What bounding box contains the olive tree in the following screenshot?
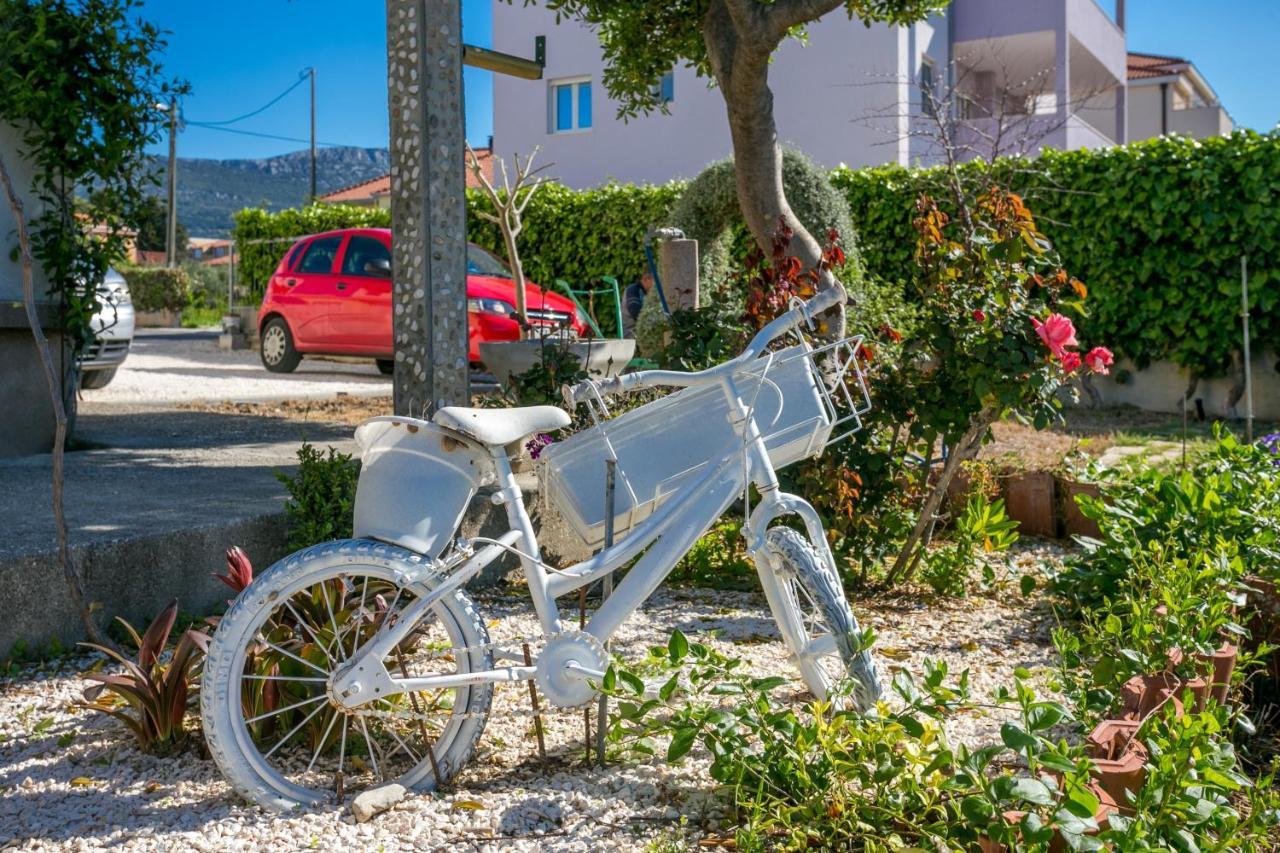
[512,0,947,325]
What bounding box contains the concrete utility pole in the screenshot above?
[385,0,470,415]
[165,98,179,268]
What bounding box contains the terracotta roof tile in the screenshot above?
[1127,51,1189,81]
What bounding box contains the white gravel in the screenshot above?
[81,329,391,405]
[0,544,1065,851]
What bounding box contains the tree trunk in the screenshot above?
[886,407,997,586]
[702,0,844,333]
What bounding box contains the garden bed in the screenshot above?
[0,545,1063,850]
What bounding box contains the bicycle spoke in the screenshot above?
[307,707,342,774]
[263,699,329,760]
[282,600,338,663]
[377,715,422,764]
[358,716,382,781]
[258,638,331,677]
[322,579,349,663]
[245,693,327,725]
[243,674,329,683]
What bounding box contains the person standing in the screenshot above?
[622,268,654,337]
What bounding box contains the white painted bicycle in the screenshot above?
[201,286,881,810]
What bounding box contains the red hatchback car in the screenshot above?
[258,227,586,373]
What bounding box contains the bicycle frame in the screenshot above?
[332,288,852,706]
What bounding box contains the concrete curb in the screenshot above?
[1,479,539,660]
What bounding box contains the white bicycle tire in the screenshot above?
[200,539,493,811]
[758,527,882,710]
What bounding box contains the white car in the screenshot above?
[79,267,134,389]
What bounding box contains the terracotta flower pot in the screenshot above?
[1086,719,1148,812]
[1003,472,1057,538]
[1059,479,1102,539]
[1118,671,1206,721]
[1193,642,1238,705]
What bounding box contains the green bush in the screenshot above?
[232,204,391,294]
[668,147,865,294]
[276,443,360,551]
[120,266,190,313]
[466,180,682,289]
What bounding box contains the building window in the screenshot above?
[920,59,937,117]
[550,78,592,133]
[651,70,675,105]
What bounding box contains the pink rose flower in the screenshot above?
[1059,351,1082,373]
[1085,346,1114,375]
[1032,313,1078,359]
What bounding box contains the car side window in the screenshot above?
[296,236,342,274]
[341,235,391,277]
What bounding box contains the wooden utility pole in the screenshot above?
[308,68,317,202]
[165,98,178,268]
[386,0,469,415]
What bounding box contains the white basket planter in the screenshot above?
[479,338,635,387]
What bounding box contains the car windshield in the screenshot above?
[467,245,511,278]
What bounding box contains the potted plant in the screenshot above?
[467,146,635,387]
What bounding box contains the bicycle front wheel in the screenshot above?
[201,540,493,811]
[758,527,882,711]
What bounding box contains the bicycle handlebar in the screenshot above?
[562,285,846,407]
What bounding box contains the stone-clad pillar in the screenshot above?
[386,0,469,416]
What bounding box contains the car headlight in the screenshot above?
[114,288,132,306]
[467,298,516,316]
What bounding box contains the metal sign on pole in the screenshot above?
[385,0,470,415]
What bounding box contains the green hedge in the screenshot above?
[232,183,680,298]
[232,204,391,293]
[232,132,1279,377]
[120,266,190,312]
[836,131,1280,376]
[465,181,683,288]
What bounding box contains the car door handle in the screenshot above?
[285,278,297,286]
[336,282,348,291]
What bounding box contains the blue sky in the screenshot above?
[142,0,1276,161]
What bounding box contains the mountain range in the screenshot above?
[153,146,391,237]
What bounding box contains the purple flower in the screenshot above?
[1259,432,1280,466]
[526,433,554,460]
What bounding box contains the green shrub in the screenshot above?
[467,180,682,290]
[232,204,390,295]
[1052,427,1280,613]
[276,443,360,551]
[120,266,190,313]
[920,494,1019,597]
[668,147,865,294]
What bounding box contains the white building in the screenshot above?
[490,0,1149,188]
[1126,52,1233,142]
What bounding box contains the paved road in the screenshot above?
[80,328,391,405]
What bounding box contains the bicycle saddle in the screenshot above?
[432,405,570,447]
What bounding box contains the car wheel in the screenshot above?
[260,318,301,373]
[80,367,118,390]
[376,359,395,376]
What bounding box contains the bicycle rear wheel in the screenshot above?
[757,527,881,710]
[201,540,493,810]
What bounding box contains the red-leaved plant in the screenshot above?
[80,600,209,752]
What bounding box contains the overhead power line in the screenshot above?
[184,121,350,149]
[187,75,308,126]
